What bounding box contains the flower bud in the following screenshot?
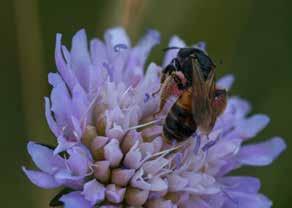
[93,160,110,183]
[125,187,149,206]
[111,168,135,186]
[104,139,123,167]
[82,125,97,147]
[105,184,126,204]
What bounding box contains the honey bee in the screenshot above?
[154,47,227,142]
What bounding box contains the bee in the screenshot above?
[154,47,227,142]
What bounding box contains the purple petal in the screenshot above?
[48,72,72,127]
[219,176,260,193]
[238,137,286,166]
[163,36,186,67]
[54,135,76,154]
[82,179,105,205]
[224,97,251,119]
[216,74,235,90]
[22,167,61,189]
[71,29,92,92]
[104,27,131,49]
[223,192,272,208]
[90,38,107,68]
[27,142,64,174]
[55,33,77,90]
[67,145,92,176]
[45,97,60,137]
[182,198,211,208]
[235,114,270,140]
[71,84,88,121]
[60,191,92,208]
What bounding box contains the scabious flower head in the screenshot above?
[23,27,286,208]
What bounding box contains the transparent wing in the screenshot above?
[191,59,216,133]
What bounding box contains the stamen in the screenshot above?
[121,85,133,97]
[127,119,162,131]
[80,94,98,123]
[149,139,190,159]
[73,131,79,139]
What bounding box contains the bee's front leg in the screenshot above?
[154,72,185,117]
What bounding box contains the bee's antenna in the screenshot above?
[163,46,181,52]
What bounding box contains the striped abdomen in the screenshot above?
[163,90,197,142]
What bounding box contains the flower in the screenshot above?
[22,27,286,208]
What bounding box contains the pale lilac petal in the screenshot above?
[167,174,188,191]
[219,176,260,193]
[22,167,61,189]
[54,169,85,181]
[67,145,92,175]
[45,97,60,137]
[82,179,105,205]
[224,97,251,119]
[48,72,72,126]
[163,36,186,67]
[182,198,211,208]
[234,115,270,139]
[223,192,272,208]
[27,142,64,174]
[54,135,76,154]
[71,84,88,121]
[60,191,92,208]
[208,138,241,162]
[149,177,168,192]
[55,33,77,90]
[238,137,286,166]
[90,38,107,67]
[70,29,92,92]
[104,27,131,49]
[216,74,235,90]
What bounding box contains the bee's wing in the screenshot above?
[191,59,216,133]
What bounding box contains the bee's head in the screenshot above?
[163,47,216,80]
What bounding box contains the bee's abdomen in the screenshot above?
[163,102,197,142]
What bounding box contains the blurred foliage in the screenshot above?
[1,0,291,207]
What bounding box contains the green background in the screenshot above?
[2,0,291,207]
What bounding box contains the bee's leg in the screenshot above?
[152,74,168,97]
[154,75,177,117]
